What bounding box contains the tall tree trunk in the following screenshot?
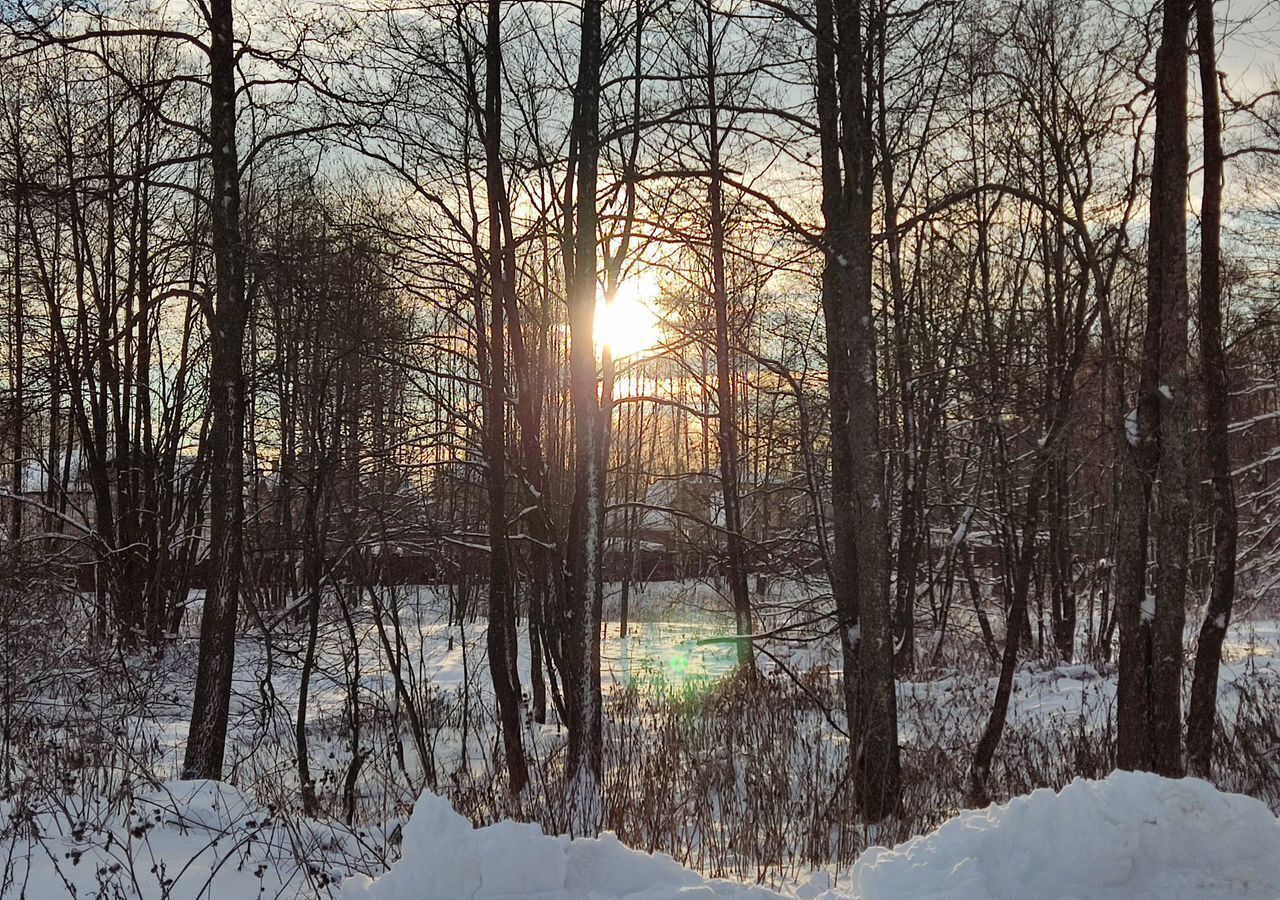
[1149,0,1193,778]
[1113,371,1157,766]
[1117,0,1191,776]
[564,0,605,831]
[482,0,530,800]
[1187,0,1235,778]
[9,150,23,558]
[705,0,753,672]
[874,29,920,675]
[816,0,900,821]
[183,0,249,781]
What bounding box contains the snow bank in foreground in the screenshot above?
[8,772,1276,899]
[344,791,783,900]
[851,771,1280,900]
[348,773,1280,900]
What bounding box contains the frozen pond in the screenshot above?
[600,620,743,690]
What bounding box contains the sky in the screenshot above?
[1219,0,1280,92]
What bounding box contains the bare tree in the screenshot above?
[182,0,250,781]
[480,0,530,799]
[1116,0,1191,777]
[815,0,900,820]
[1186,0,1235,778]
[563,0,607,829]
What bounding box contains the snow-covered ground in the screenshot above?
[5,581,1280,898]
[9,771,1275,899]
[343,789,783,899]
[345,771,1280,900]
[0,779,381,899]
[851,772,1280,900]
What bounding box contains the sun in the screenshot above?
[595,272,662,358]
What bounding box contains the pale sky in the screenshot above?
[1219,0,1280,92]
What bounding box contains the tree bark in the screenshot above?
[183,0,249,781]
[1150,0,1193,778]
[564,0,606,831]
[1116,0,1192,776]
[1187,0,1235,778]
[482,0,530,799]
[705,0,753,672]
[816,0,900,821]
[969,466,1044,805]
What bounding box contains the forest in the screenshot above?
[1,0,1280,897]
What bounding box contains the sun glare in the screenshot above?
[595,272,662,358]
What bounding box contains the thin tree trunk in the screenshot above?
[183,0,249,781]
[563,0,605,830]
[705,0,753,672]
[482,0,529,800]
[529,583,547,724]
[9,150,23,557]
[969,466,1044,805]
[1187,0,1235,778]
[1049,452,1074,661]
[295,467,324,817]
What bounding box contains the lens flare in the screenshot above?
[595,272,662,357]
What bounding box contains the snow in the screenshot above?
[18,458,84,493]
[10,771,1280,900]
[0,779,376,899]
[10,583,1280,900]
[344,791,782,900]
[850,772,1280,900]
[343,773,1280,900]
[950,507,974,546]
[1140,592,1155,623]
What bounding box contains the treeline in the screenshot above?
[1,0,1279,823]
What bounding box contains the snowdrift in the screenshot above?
[11,771,1272,898]
[352,773,1280,900]
[851,771,1280,900]
[345,792,782,899]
